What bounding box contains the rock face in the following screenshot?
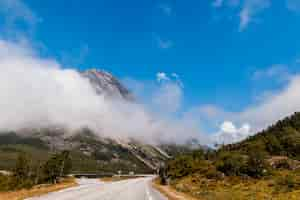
[81,69,134,101]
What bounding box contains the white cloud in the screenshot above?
[239,0,270,31]
[238,75,300,131]
[0,39,208,145]
[156,72,170,82]
[198,71,300,145]
[287,0,300,12]
[154,72,183,113]
[153,82,183,114]
[252,64,290,81]
[214,121,251,144]
[171,73,184,88]
[221,121,237,133]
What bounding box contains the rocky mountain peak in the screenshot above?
[81,69,134,101]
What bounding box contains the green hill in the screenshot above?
[161,113,300,199]
[223,112,300,160]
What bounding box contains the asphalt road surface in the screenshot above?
[26,177,168,200]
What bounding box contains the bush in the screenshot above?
[1,150,72,191]
[245,150,270,178]
[216,152,246,176]
[11,153,35,189]
[166,150,211,179]
[0,174,11,191]
[205,168,224,180]
[158,165,167,185]
[166,155,194,179]
[42,150,72,184]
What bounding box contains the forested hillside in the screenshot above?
[161,112,300,200]
[223,112,300,159]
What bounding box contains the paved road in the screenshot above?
[26,177,167,200]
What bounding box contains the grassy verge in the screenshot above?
[152,178,198,200]
[168,170,300,200]
[100,176,143,183]
[0,178,77,200]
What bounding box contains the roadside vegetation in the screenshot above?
[160,112,300,200]
[0,150,72,191]
[0,177,76,200]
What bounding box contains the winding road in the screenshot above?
[26,177,168,200]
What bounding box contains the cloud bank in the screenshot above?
[1,37,300,146]
[197,69,300,144]
[0,39,208,145]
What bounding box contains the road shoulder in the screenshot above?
[0,178,77,200]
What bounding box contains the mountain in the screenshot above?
[81,69,134,101]
[223,112,300,160]
[0,69,171,174]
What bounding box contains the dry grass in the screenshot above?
[0,178,77,200]
[152,178,198,200]
[100,176,142,183]
[169,170,300,200]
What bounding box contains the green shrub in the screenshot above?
[41,150,72,184]
[216,152,246,176]
[11,153,35,189]
[0,174,11,191]
[245,150,270,178]
[167,155,194,179]
[205,168,224,180]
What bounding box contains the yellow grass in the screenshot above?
[169,171,300,200]
[100,176,142,182]
[152,178,198,200]
[0,178,77,200]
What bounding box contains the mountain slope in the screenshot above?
[0,130,168,173]
[0,69,170,173]
[223,112,300,160]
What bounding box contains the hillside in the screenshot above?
[161,112,300,200]
[223,112,300,160]
[0,130,168,174]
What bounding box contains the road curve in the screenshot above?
[25,177,167,200]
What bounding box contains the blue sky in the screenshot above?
[1,0,300,143]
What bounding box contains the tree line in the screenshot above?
[0,150,72,191]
